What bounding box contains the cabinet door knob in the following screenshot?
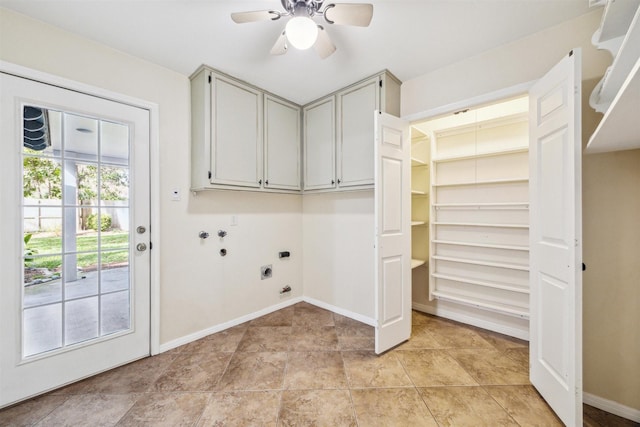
[259,179,262,185]
[331,180,335,185]
[265,180,269,186]
[337,179,341,184]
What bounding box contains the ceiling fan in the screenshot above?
[231,0,374,59]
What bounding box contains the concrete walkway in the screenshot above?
[23,267,130,357]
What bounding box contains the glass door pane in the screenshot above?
[22,106,131,357]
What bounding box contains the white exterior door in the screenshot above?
[374,111,411,354]
[0,73,151,408]
[529,49,583,426]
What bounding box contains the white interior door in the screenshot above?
[374,111,411,354]
[529,49,583,426]
[0,72,151,408]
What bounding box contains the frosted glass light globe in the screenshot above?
[285,17,318,50]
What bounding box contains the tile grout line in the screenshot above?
[393,345,441,425]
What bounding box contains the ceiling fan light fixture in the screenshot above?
[285,16,318,50]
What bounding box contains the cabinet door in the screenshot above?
[337,77,379,188]
[211,74,263,188]
[303,97,336,190]
[264,96,301,191]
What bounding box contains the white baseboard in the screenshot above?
[158,296,303,353]
[412,302,529,341]
[584,392,640,423]
[303,296,376,327]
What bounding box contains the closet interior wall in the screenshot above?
[411,96,531,338]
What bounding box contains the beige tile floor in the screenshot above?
[0,302,637,426]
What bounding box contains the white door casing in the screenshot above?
[0,72,151,408]
[529,49,583,426]
[374,111,411,354]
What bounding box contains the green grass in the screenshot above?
[25,231,129,270]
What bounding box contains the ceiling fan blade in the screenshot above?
[270,31,288,55]
[323,3,373,27]
[231,10,280,24]
[315,26,336,59]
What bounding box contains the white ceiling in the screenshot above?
[1,0,593,105]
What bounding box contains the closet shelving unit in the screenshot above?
[411,130,430,270]
[428,111,530,318]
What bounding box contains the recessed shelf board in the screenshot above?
[433,147,528,164]
[432,290,529,318]
[411,221,426,226]
[432,239,529,251]
[433,178,528,187]
[411,259,427,269]
[432,255,529,271]
[434,202,529,209]
[432,273,529,294]
[433,222,529,229]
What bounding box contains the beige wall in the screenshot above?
[581,78,640,410]
[0,8,303,347]
[402,9,640,410]
[402,10,608,118]
[302,191,375,320]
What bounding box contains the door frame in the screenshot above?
[403,60,584,424]
[0,60,162,356]
[405,81,536,342]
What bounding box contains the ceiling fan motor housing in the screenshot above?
[282,0,325,18]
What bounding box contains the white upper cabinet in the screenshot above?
[191,66,400,193]
[264,95,301,190]
[211,73,263,188]
[336,77,379,188]
[303,71,401,192]
[303,97,336,190]
[191,66,299,193]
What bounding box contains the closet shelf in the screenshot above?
[432,222,529,229]
[432,239,529,252]
[432,290,529,318]
[433,178,528,187]
[411,189,428,195]
[433,147,528,163]
[434,202,529,209]
[411,221,427,226]
[432,255,529,271]
[432,272,529,294]
[411,259,427,269]
[411,158,428,167]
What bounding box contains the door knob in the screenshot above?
[136,243,147,252]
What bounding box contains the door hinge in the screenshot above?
[569,49,574,57]
[379,80,383,88]
[208,75,212,83]
[208,171,212,179]
[150,242,153,250]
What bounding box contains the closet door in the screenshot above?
[529,49,583,427]
[374,112,411,354]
